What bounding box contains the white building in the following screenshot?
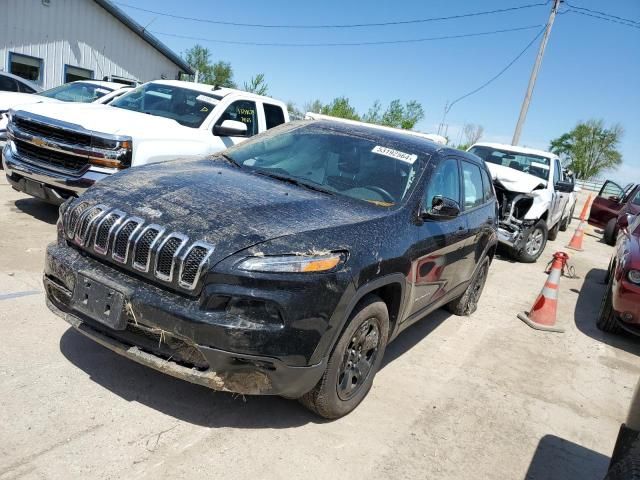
[0,0,193,90]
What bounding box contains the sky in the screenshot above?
[117,0,640,183]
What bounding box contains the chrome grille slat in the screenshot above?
[154,233,189,282]
[63,202,213,291]
[93,210,125,255]
[112,217,144,264]
[132,225,165,273]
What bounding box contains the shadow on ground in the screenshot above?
[10,198,59,224]
[59,308,449,426]
[525,434,609,480]
[573,268,640,356]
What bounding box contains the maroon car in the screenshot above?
[588,181,640,245]
[598,213,640,336]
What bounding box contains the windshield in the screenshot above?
[225,124,425,206]
[38,82,113,103]
[110,83,220,128]
[469,146,551,181]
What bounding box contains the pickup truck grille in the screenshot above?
[63,201,214,293]
[7,112,132,173]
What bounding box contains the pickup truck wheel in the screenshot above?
[604,444,640,480]
[446,257,490,316]
[298,295,389,419]
[597,274,622,334]
[559,205,574,232]
[604,218,618,246]
[515,220,548,263]
[548,220,560,241]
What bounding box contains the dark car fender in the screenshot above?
[308,273,409,365]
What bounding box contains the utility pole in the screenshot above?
[512,0,562,145]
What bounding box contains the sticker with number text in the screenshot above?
[371,145,418,164]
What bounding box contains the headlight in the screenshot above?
[628,270,640,284]
[237,253,344,273]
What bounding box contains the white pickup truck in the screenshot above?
[468,142,575,262]
[2,80,289,205]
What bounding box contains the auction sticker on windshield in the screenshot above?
[531,161,550,170]
[372,145,418,164]
[196,95,219,106]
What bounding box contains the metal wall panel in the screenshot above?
[0,0,184,89]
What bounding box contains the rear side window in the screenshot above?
[18,81,37,93]
[264,103,285,129]
[632,189,640,207]
[423,158,460,208]
[461,161,484,209]
[480,167,494,201]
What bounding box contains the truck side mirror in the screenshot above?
[421,195,461,220]
[214,120,248,137]
[555,180,574,193]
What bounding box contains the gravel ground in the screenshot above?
[0,177,638,480]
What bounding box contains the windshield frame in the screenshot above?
[223,122,431,209]
[37,82,114,102]
[469,145,552,181]
[110,83,222,128]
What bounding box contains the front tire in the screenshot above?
[604,217,618,246]
[597,273,622,334]
[299,295,389,419]
[515,220,548,263]
[447,257,491,316]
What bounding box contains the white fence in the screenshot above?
[575,178,605,192]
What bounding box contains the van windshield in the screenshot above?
[469,146,551,181]
[110,83,221,128]
[225,124,424,207]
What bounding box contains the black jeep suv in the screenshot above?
[44,119,498,418]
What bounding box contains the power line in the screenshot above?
[567,9,640,30]
[564,1,640,26]
[152,24,543,47]
[115,1,549,29]
[445,25,547,115]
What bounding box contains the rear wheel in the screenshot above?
[299,295,389,419]
[605,444,640,480]
[447,257,490,316]
[515,220,548,263]
[597,273,622,334]
[559,205,574,232]
[604,218,618,246]
[548,220,560,241]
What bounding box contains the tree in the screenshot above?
[549,120,623,179]
[304,100,323,114]
[378,99,424,129]
[320,97,361,121]
[287,101,304,120]
[183,45,236,87]
[211,61,235,88]
[244,73,268,95]
[362,100,382,124]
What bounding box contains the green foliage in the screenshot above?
[287,101,304,120]
[549,120,623,179]
[244,73,269,95]
[320,97,361,121]
[309,97,424,130]
[183,44,236,88]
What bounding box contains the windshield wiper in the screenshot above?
[219,153,241,168]
[253,170,334,196]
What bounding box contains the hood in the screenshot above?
[79,158,386,264]
[0,92,59,111]
[486,162,546,193]
[13,102,195,138]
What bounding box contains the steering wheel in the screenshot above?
[362,186,395,203]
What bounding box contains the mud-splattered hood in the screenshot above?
[486,162,547,193]
[80,157,388,263]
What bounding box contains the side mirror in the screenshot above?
[421,195,461,220]
[555,180,574,193]
[617,213,633,232]
[214,119,248,137]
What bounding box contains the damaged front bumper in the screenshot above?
[44,243,328,398]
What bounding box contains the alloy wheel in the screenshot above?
[336,318,381,401]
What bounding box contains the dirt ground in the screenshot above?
[0,176,638,480]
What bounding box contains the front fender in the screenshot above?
[524,190,552,221]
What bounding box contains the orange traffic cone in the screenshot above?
[517,252,568,333]
[579,193,593,221]
[566,221,585,251]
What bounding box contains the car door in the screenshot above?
[589,180,626,227]
[553,159,569,225]
[405,156,470,318]
[212,99,259,148]
[457,159,496,282]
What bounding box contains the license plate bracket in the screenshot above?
[23,178,48,200]
[72,274,127,330]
